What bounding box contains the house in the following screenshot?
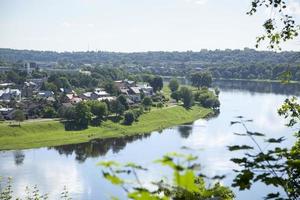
[94,88,109,97]
[128,87,141,102]
[37,91,54,99]
[138,84,154,97]
[0,88,22,102]
[114,79,136,90]
[80,88,111,100]
[80,92,98,100]
[70,97,82,104]
[98,96,116,102]
[60,88,76,95]
[22,81,38,97]
[0,108,16,120]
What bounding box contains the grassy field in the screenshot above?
[0,105,212,150]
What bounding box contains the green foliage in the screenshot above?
[168,79,179,92]
[190,72,212,89]
[110,100,125,116]
[0,177,71,200]
[74,102,92,129]
[142,97,152,111]
[149,76,163,92]
[170,91,181,103]
[105,82,120,96]
[157,102,164,109]
[13,109,25,126]
[194,89,220,109]
[99,153,234,200]
[117,95,129,110]
[179,87,194,108]
[248,0,299,49]
[87,100,108,120]
[124,111,135,125]
[42,106,57,118]
[229,107,300,199]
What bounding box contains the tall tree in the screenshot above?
[150,76,163,92]
[13,110,25,126]
[168,79,179,92]
[190,72,212,89]
[180,87,194,108]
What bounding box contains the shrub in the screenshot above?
[124,111,135,125]
[157,102,164,108]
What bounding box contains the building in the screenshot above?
[37,91,54,99]
[128,87,141,102]
[0,88,22,102]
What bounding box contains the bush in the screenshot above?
[194,89,220,109]
[157,102,164,108]
[42,106,57,118]
[124,111,135,125]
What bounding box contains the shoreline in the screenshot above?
[214,78,300,84]
[0,105,212,150]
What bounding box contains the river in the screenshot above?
[0,80,299,199]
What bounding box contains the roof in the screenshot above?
[129,87,141,94]
[0,88,21,97]
[98,96,116,101]
[94,91,109,96]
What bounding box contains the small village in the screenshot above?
[0,74,156,120]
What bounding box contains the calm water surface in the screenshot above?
[0,80,299,199]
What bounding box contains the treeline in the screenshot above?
[1,48,299,81]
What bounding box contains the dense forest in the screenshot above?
[0,48,300,81]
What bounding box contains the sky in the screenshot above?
[0,0,300,52]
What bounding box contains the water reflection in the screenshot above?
[13,151,25,166]
[0,80,299,200]
[50,133,151,162]
[177,125,193,138]
[213,80,300,96]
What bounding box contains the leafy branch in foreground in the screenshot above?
[99,152,234,200]
[0,177,72,200]
[248,0,300,49]
[228,100,300,200]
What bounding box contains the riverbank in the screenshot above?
[0,105,212,150]
[214,78,300,84]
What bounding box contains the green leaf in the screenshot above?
[174,170,199,193]
[228,145,254,151]
[247,131,265,137]
[102,172,124,185]
[265,137,285,143]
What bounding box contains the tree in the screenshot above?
[142,97,152,111]
[110,100,125,117]
[124,111,135,125]
[168,79,179,92]
[180,87,194,108]
[75,102,92,129]
[171,91,181,103]
[117,95,129,110]
[0,113,4,121]
[248,0,299,49]
[63,106,76,120]
[190,72,212,89]
[42,106,57,118]
[149,76,163,92]
[88,101,108,120]
[13,110,25,126]
[104,82,119,96]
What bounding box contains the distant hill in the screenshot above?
[0,48,299,80]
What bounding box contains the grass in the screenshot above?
[0,105,212,150]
